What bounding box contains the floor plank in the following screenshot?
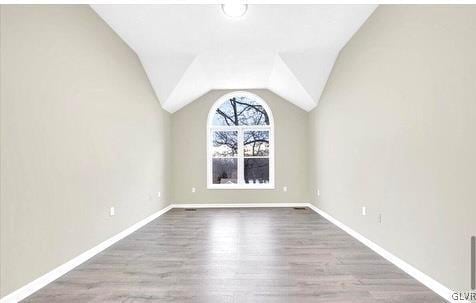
[23,207,444,302]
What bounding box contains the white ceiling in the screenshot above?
[92,4,377,113]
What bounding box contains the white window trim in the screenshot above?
[207,91,275,190]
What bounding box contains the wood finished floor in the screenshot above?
[23,208,445,303]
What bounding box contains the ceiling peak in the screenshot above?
[92,4,376,113]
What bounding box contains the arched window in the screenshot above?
[207,91,274,189]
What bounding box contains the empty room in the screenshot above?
[0,2,475,303]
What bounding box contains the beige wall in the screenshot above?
[172,89,310,204]
[0,5,171,297]
[309,5,476,291]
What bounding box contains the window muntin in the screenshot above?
[207,92,274,189]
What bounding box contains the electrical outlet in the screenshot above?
[362,206,366,216]
[110,207,115,216]
[317,189,320,197]
[283,186,288,192]
[157,192,161,198]
[192,187,196,193]
[378,213,382,223]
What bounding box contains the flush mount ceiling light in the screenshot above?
[221,3,248,18]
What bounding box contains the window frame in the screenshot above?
[207,91,275,190]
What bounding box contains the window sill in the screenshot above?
[207,184,275,190]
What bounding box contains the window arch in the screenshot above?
[207,91,275,189]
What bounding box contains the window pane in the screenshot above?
[244,158,269,184]
[244,131,269,157]
[212,96,270,126]
[213,158,238,184]
[212,131,237,157]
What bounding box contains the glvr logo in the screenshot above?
[451,237,476,301]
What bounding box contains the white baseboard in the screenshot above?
[170,202,308,208]
[0,204,173,303]
[1,202,460,303]
[306,203,461,303]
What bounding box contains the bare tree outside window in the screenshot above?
[208,92,274,188]
[212,96,270,126]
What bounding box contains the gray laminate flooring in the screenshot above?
[23,207,445,303]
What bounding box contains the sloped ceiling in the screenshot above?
[92,4,377,113]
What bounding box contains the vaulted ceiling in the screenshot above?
[92,5,377,113]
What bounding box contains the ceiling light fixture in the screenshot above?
[221,3,248,19]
